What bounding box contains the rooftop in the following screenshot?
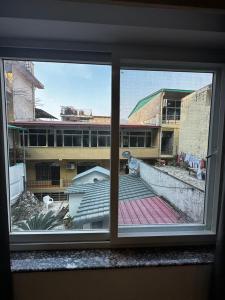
[66,174,189,226]
[73,166,110,181]
[10,120,160,129]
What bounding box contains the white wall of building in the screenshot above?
[73,171,109,185]
[9,163,25,205]
[12,64,35,121]
[139,161,204,222]
[68,193,84,218]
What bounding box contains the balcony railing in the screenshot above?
[27,179,72,189]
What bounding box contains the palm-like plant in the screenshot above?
[14,210,62,231]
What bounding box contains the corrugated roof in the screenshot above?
[67,175,155,225]
[128,88,194,118]
[67,174,188,226]
[35,108,57,119]
[119,196,187,224]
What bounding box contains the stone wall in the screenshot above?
[179,85,211,159]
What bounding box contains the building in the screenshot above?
[179,84,212,160]
[60,106,110,124]
[5,60,44,122]
[5,60,43,204]
[128,89,193,156]
[9,120,160,199]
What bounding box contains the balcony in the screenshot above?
[25,147,160,160]
[27,179,72,192]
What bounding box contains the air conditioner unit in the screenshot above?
[66,163,75,170]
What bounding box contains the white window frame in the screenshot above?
[1,51,224,251]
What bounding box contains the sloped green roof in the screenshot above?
[128,88,194,118]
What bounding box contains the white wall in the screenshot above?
[139,161,204,222]
[9,163,25,205]
[73,171,109,185]
[12,64,34,121]
[69,193,84,218]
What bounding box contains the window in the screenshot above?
[4,59,111,240]
[119,66,220,237]
[1,55,223,250]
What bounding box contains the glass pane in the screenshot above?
[64,135,72,146]
[29,135,37,146]
[123,136,129,147]
[38,134,46,146]
[91,135,97,147]
[73,135,81,146]
[120,68,213,231]
[56,135,62,146]
[5,60,111,233]
[48,134,54,146]
[83,135,89,147]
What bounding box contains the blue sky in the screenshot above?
[34,62,213,121]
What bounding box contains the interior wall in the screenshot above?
[13,264,212,300]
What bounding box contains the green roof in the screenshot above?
[128,88,194,118]
[8,124,27,131]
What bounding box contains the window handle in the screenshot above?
[206,150,217,159]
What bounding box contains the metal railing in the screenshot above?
[27,179,72,189]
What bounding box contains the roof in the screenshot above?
[73,166,110,181]
[9,120,160,129]
[119,196,186,224]
[35,108,57,119]
[128,88,194,118]
[66,174,187,226]
[8,124,26,130]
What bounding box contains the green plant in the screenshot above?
[14,210,62,231]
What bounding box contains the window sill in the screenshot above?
[10,246,215,273]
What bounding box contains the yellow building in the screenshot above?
[128,88,193,157]
[11,120,160,198]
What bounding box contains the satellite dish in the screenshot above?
[122,151,131,160]
[128,157,139,171]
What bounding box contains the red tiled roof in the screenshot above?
[119,196,186,225]
[10,120,160,129]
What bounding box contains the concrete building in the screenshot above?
[128,89,193,157]
[60,106,110,124]
[179,84,212,160]
[5,60,44,122]
[10,120,160,199]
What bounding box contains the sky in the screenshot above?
[34,62,213,121]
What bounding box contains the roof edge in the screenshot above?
[128,88,195,118]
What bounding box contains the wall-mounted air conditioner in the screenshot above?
[66,163,75,170]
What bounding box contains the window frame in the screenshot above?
[0,51,224,250]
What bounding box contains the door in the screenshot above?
[51,166,60,185]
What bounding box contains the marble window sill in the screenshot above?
[10,246,215,273]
